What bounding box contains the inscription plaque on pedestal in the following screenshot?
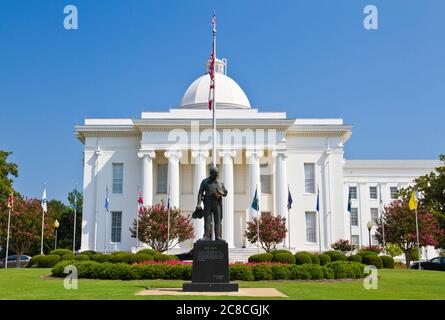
[182,240,239,292]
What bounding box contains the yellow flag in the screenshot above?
[409,191,417,211]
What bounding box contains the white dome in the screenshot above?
[180,73,251,109]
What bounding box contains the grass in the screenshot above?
[0,268,444,300]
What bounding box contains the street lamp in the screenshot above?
[367,221,373,247]
[53,219,60,250]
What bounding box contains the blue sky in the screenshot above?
[0,0,444,202]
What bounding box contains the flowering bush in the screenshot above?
[244,212,287,252]
[130,203,194,253]
[359,245,383,254]
[331,239,354,253]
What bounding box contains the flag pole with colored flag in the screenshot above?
[251,185,260,254]
[316,186,321,253]
[347,186,353,255]
[287,186,293,250]
[137,186,144,249]
[409,191,421,270]
[5,192,14,269]
[166,184,171,255]
[40,185,47,255]
[104,186,109,254]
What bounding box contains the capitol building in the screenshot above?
[76,58,440,259]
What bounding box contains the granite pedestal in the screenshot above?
[182,240,239,292]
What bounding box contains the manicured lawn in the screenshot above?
[0,268,444,300]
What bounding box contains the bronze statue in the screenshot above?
[195,166,227,241]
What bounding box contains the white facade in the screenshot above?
[76,59,440,255]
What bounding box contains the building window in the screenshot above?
[350,208,358,226]
[351,235,360,247]
[305,212,317,243]
[370,208,379,224]
[349,186,357,199]
[112,163,123,194]
[157,164,168,194]
[111,211,122,243]
[304,163,315,194]
[260,164,272,194]
[390,187,398,199]
[369,186,378,199]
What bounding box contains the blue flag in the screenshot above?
[251,188,259,212]
[287,186,293,210]
[347,187,352,213]
[104,186,109,213]
[316,187,320,212]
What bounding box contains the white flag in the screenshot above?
[42,187,47,213]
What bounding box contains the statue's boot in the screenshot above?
[199,236,212,241]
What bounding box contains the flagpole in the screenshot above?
[167,185,171,255]
[5,207,11,269]
[137,185,140,250]
[104,185,108,254]
[212,13,217,167]
[287,206,290,250]
[40,184,46,255]
[256,184,260,254]
[73,185,77,253]
[415,206,421,270]
[379,185,386,254]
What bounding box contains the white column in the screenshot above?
[273,150,288,217]
[164,150,182,208]
[138,150,156,207]
[192,149,209,241]
[219,150,236,248]
[246,150,263,221]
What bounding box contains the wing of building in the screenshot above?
[75,58,440,259]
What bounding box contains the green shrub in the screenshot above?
[348,255,363,263]
[75,255,90,261]
[110,251,130,256]
[357,250,378,257]
[362,255,383,269]
[272,253,296,264]
[326,261,365,279]
[324,251,347,262]
[380,256,395,269]
[153,253,177,262]
[294,252,312,265]
[271,265,291,280]
[50,249,73,257]
[288,265,311,280]
[28,255,45,268]
[252,264,274,280]
[62,253,75,261]
[248,253,273,263]
[318,253,331,266]
[109,253,134,264]
[80,250,97,257]
[39,255,61,268]
[270,249,292,256]
[230,264,255,281]
[90,254,111,263]
[129,254,153,264]
[310,255,320,265]
[137,249,158,256]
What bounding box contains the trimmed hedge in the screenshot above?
[137,249,158,256]
[294,252,312,265]
[110,251,130,256]
[318,253,331,266]
[348,255,363,263]
[28,255,45,268]
[362,255,383,269]
[357,250,378,257]
[80,250,97,257]
[39,255,61,268]
[381,256,395,269]
[153,253,178,262]
[270,249,292,256]
[310,255,320,265]
[50,249,73,257]
[75,255,90,261]
[248,253,273,263]
[51,260,366,281]
[272,253,296,264]
[62,253,76,261]
[324,251,348,262]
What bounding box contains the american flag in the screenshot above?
[7,192,14,210]
[208,13,216,110]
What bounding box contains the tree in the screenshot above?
[130,203,194,253]
[0,151,18,206]
[376,200,443,268]
[244,212,287,252]
[331,239,354,253]
[399,155,445,248]
[0,197,55,267]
